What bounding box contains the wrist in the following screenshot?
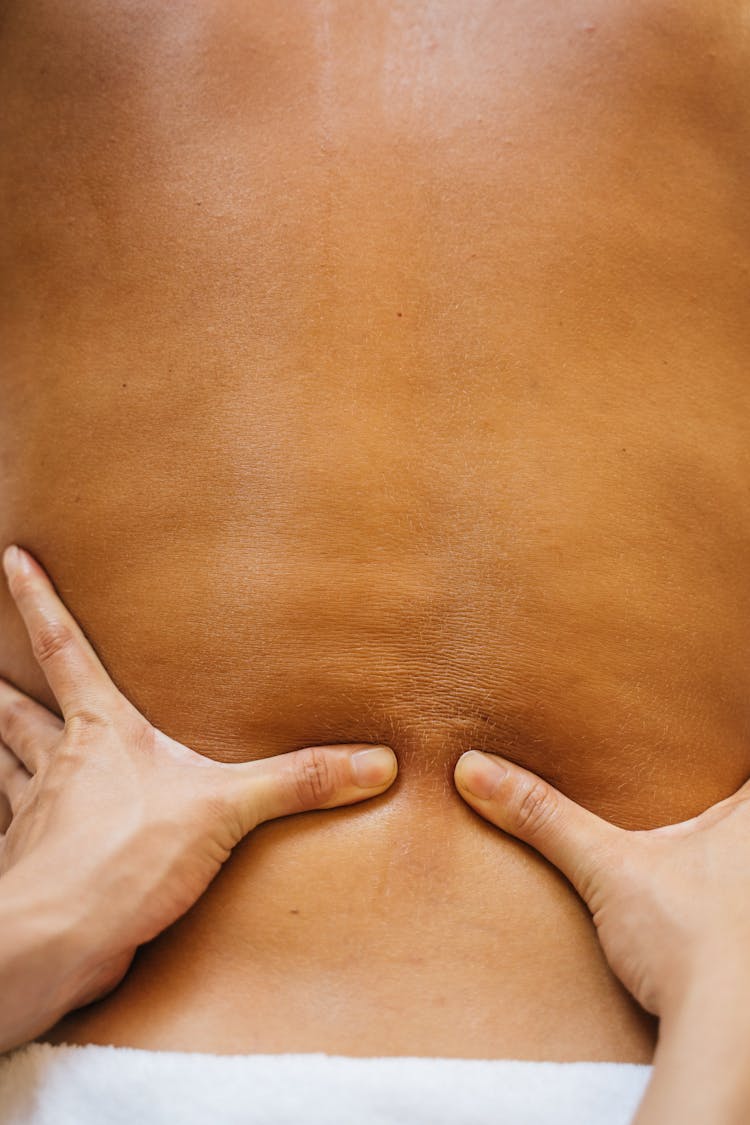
[636,950,750,1125]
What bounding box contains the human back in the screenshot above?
[1,0,749,1059]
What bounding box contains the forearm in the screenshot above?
[0,865,88,1054]
[634,956,750,1125]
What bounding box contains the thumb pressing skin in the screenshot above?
[454,750,620,902]
[227,743,399,832]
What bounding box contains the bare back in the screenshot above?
[1,0,749,1059]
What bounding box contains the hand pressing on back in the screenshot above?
[0,545,397,1052]
[455,749,750,1125]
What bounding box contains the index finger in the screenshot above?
[2,545,117,721]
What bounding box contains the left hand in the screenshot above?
[0,544,397,1042]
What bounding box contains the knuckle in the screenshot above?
[514,777,558,838]
[32,619,74,666]
[54,739,87,769]
[65,707,106,737]
[294,748,336,807]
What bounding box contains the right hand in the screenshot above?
[454,748,750,1018]
[0,544,398,1014]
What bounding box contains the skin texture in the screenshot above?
[1,0,749,1059]
[454,749,750,1121]
[5,561,750,1121]
[0,546,398,1055]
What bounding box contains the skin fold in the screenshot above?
[1,0,749,1060]
[5,560,750,1124]
[4,554,750,1125]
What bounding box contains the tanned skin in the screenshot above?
[1,0,748,1059]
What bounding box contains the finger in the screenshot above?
[0,678,63,772]
[225,743,398,833]
[454,750,622,902]
[2,546,117,721]
[0,741,31,814]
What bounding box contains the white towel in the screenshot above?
[0,1043,651,1124]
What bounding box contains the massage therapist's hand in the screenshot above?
[455,750,750,1125]
[0,545,397,1053]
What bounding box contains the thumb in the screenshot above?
[454,750,621,901]
[224,743,398,833]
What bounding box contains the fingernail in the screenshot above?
[351,746,397,788]
[2,545,22,578]
[456,750,507,800]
